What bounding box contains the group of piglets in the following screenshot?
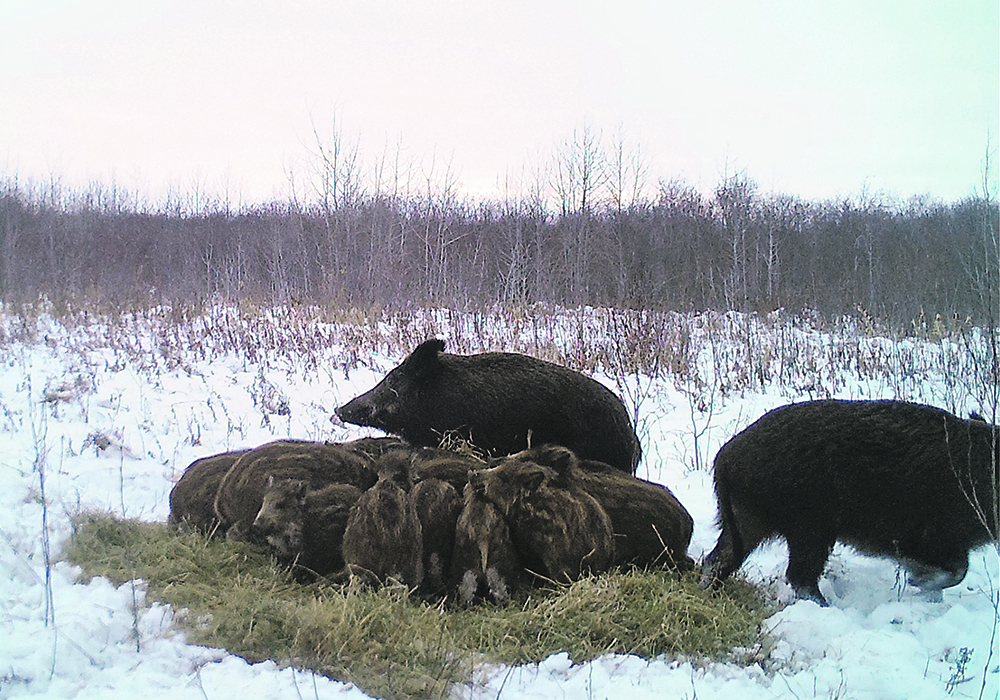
[171,338,999,607]
[170,439,694,604]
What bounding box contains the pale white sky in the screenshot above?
[1,0,997,206]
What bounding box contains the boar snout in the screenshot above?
[336,395,383,424]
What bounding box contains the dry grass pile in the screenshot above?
[64,511,772,700]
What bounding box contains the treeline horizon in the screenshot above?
[0,136,996,329]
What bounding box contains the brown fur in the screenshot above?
[169,450,247,535]
[252,478,362,580]
[469,450,615,583]
[411,450,484,491]
[548,447,695,571]
[341,436,411,462]
[341,451,424,587]
[411,478,462,595]
[213,440,377,541]
[449,483,524,606]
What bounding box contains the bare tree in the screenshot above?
[0,177,25,300]
[606,127,650,301]
[300,114,365,299]
[552,123,607,217]
[552,124,608,303]
[606,125,649,215]
[715,169,757,308]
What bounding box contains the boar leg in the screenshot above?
[903,554,968,594]
[698,527,747,589]
[785,535,834,606]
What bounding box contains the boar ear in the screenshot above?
[404,339,446,377]
[533,445,578,474]
[522,466,552,493]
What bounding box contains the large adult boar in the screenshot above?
[214,440,377,541]
[335,339,641,473]
[469,450,615,583]
[700,400,999,605]
[508,445,695,571]
[169,450,247,535]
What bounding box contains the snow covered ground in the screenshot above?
[0,308,996,700]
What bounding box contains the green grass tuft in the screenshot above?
[64,511,773,700]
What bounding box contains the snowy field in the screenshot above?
[0,306,996,700]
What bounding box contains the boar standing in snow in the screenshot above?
[700,399,1000,605]
[335,339,641,473]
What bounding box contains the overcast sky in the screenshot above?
[1,1,997,207]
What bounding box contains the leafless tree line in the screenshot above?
[0,129,995,328]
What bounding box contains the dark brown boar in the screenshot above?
[700,399,1000,605]
[251,478,362,580]
[410,477,462,595]
[449,483,524,606]
[469,450,615,583]
[213,440,377,541]
[335,338,641,473]
[341,451,424,587]
[411,449,485,492]
[512,445,695,571]
[169,450,247,535]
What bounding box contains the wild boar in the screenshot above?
[169,450,247,535]
[450,483,525,606]
[251,478,362,580]
[512,445,694,571]
[213,440,376,541]
[341,451,424,587]
[469,449,615,583]
[700,399,999,605]
[410,477,462,595]
[336,338,641,473]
